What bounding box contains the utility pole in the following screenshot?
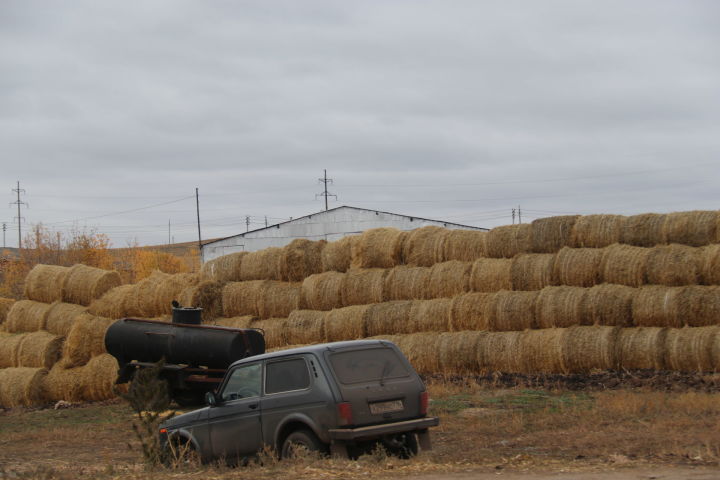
[2,223,6,248]
[264,216,268,228]
[168,219,171,245]
[316,169,336,211]
[518,205,522,224]
[195,188,202,254]
[511,208,516,225]
[10,181,27,249]
[245,216,251,232]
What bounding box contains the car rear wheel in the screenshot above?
[281,429,323,459]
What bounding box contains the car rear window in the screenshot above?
[329,347,410,385]
[265,358,310,394]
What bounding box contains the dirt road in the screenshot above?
[399,468,719,479]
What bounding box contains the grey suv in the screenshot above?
[159,339,439,463]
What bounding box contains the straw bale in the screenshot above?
[599,244,650,287]
[239,247,283,281]
[61,264,122,306]
[324,305,370,342]
[552,247,603,287]
[0,367,47,407]
[286,310,326,345]
[616,327,667,370]
[699,244,720,285]
[178,280,223,322]
[132,271,170,317]
[531,215,579,254]
[478,331,523,373]
[561,326,619,373]
[427,261,472,298]
[622,213,667,247]
[570,215,626,248]
[408,298,451,333]
[645,244,700,286]
[365,301,413,336]
[441,230,488,262]
[510,254,555,291]
[24,264,69,303]
[250,318,288,349]
[485,224,533,258]
[82,354,121,402]
[469,258,513,293]
[402,226,447,267]
[279,239,326,282]
[0,333,26,368]
[63,314,116,367]
[582,284,635,327]
[222,281,266,317]
[341,269,387,306]
[44,302,86,337]
[676,286,720,327]
[665,326,719,372]
[210,316,257,329]
[536,286,589,329]
[87,285,135,319]
[449,292,493,331]
[200,252,247,283]
[5,300,52,333]
[519,329,566,374]
[257,282,303,319]
[301,272,345,310]
[321,235,356,273]
[438,331,485,375]
[394,332,441,374]
[153,273,199,315]
[632,286,683,328]
[0,298,14,328]
[351,228,406,269]
[17,331,63,369]
[487,291,538,331]
[663,210,718,247]
[383,266,431,301]
[44,363,84,402]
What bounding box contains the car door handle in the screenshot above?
[248,403,258,409]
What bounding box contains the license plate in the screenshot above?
[369,400,404,415]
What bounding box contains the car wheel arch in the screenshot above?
[274,416,324,453]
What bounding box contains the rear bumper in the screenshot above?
[328,416,439,442]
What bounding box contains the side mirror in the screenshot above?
[205,391,218,406]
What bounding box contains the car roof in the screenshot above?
[228,339,397,368]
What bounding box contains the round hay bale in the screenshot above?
[61,264,122,307]
[257,282,303,319]
[384,265,432,301]
[487,291,538,331]
[665,326,719,372]
[621,213,667,247]
[87,285,135,320]
[552,247,603,287]
[663,210,718,247]
[632,286,683,328]
[469,258,513,293]
[321,235,356,273]
[584,284,635,327]
[351,228,406,269]
[324,305,370,342]
[250,318,288,349]
[394,332,441,374]
[676,286,720,327]
[286,310,326,345]
[82,354,120,402]
[698,244,720,285]
[301,272,345,310]
[0,298,15,328]
[239,247,283,281]
[63,314,116,367]
[0,333,26,368]
[616,327,667,370]
[341,269,387,307]
[279,239,327,282]
[569,215,626,248]
[599,244,650,287]
[536,286,589,329]
[132,271,170,317]
[48,303,88,337]
[427,261,472,299]
[177,280,223,322]
[210,316,257,329]
[365,301,414,336]
[23,264,70,304]
[485,224,533,258]
[200,252,248,283]
[153,273,199,316]
[441,230,488,263]
[478,331,523,373]
[221,281,266,317]
[401,226,447,267]
[519,329,566,374]
[438,331,485,375]
[44,363,84,402]
[5,300,52,333]
[561,326,619,373]
[510,253,555,291]
[448,292,493,331]
[17,331,64,369]
[645,244,701,286]
[530,215,579,254]
[408,298,451,333]
[0,367,47,407]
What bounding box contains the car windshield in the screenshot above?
[329,347,410,385]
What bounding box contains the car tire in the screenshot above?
[281,429,323,459]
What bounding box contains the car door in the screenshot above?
[207,362,263,461]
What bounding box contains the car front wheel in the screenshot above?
[281,429,323,459]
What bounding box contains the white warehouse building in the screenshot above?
[200,205,486,263]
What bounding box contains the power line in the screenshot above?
[45,195,195,225]
[10,181,27,249]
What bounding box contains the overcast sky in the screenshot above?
[1,1,719,248]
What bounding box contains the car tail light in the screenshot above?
[159,428,168,434]
[419,391,429,415]
[337,402,353,426]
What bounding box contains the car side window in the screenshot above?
[221,363,262,401]
[265,358,310,395]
